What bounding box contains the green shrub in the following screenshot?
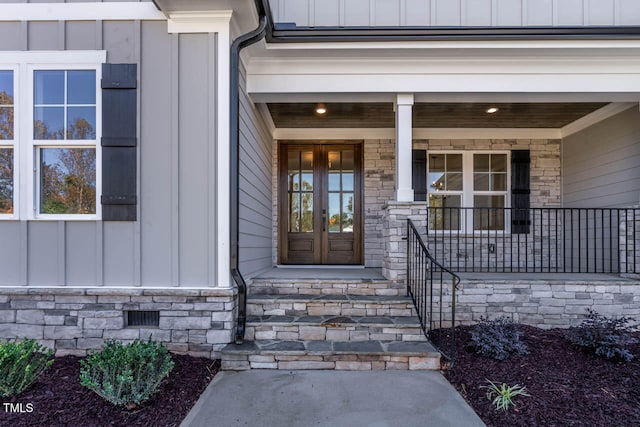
[568,309,637,362]
[0,338,54,397]
[482,380,530,411]
[468,316,528,360]
[79,339,174,407]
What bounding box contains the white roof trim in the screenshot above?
[167,10,233,34]
[265,40,640,51]
[560,102,638,137]
[0,2,166,21]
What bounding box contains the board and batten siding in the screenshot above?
[0,19,223,288]
[563,107,640,208]
[271,0,640,27]
[238,63,274,278]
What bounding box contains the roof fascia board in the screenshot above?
[268,26,640,43]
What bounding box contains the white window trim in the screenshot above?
[0,51,106,221]
[0,65,18,220]
[427,150,511,234]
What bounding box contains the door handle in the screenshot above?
[322,209,326,232]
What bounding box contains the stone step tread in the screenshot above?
[248,294,412,302]
[222,340,439,356]
[247,315,422,327]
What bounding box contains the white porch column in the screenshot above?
[395,93,414,202]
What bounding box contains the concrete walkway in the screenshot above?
[181,370,485,427]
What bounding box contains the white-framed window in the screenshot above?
[0,68,16,219]
[0,51,105,220]
[427,151,510,232]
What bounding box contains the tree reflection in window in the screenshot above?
[288,150,313,232]
[0,70,13,214]
[40,148,96,214]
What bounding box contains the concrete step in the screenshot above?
[247,294,416,317]
[245,315,427,342]
[249,278,405,296]
[221,340,441,371]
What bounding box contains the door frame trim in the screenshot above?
[277,140,364,265]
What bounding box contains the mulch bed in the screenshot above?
[1,354,219,427]
[442,325,640,426]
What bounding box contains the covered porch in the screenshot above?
[240,38,640,280]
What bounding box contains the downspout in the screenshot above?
[230,4,267,345]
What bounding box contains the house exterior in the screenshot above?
[0,0,639,367]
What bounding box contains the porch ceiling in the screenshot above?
[267,102,609,128]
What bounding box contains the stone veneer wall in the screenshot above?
[364,139,396,267]
[454,279,640,329]
[0,288,236,358]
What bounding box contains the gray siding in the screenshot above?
[563,107,640,208]
[271,0,640,27]
[0,20,222,287]
[238,63,273,278]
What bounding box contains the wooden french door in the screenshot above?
[279,142,363,265]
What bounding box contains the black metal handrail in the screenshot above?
[407,219,460,368]
[426,207,639,274]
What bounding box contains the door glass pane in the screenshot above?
[474,195,505,230]
[342,150,354,170]
[40,147,96,214]
[288,152,299,192]
[328,172,340,191]
[0,147,13,214]
[301,193,313,232]
[328,193,340,232]
[289,193,300,232]
[328,151,340,170]
[342,193,354,232]
[288,150,313,233]
[301,173,313,191]
[428,194,460,230]
[342,172,354,191]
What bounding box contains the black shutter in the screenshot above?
[412,149,427,201]
[101,64,137,221]
[511,150,530,233]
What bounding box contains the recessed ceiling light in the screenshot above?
[314,103,327,116]
[486,107,499,114]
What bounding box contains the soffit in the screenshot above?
[267,102,608,129]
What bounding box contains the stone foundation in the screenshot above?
[0,287,237,358]
[449,278,640,328]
